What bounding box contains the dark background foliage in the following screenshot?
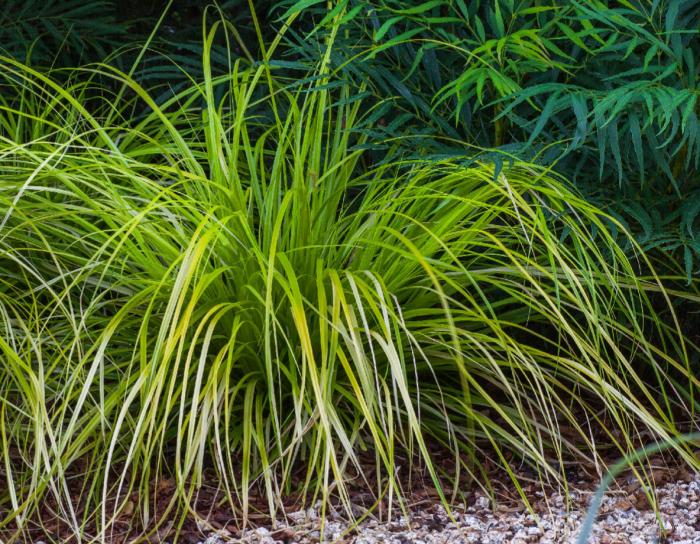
[4,0,699,277]
[277,0,700,278]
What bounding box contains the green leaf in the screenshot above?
[493,5,505,37]
[518,6,558,16]
[474,16,486,42]
[628,112,644,186]
[556,22,594,53]
[370,27,424,56]
[455,0,470,19]
[643,43,658,70]
[526,91,559,145]
[682,197,700,239]
[608,120,623,185]
[375,16,404,42]
[280,0,327,19]
[571,94,588,149]
[315,0,349,29]
[394,0,444,15]
[665,0,679,37]
[339,4,364,24]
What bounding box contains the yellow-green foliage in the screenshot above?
[0,18,697,542]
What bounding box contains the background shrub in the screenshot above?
[276,0,700,277]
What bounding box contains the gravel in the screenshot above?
[195,473,700,544]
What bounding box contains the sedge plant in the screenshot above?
[0,12,698,543]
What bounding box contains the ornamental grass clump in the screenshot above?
[0,19,697,542]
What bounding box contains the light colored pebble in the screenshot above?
[197,473,700,543]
